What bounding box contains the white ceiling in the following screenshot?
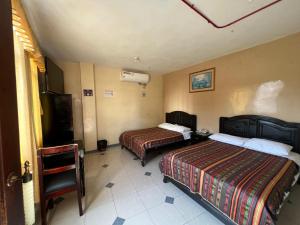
[22,0,300,75]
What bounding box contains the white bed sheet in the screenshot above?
[181,131,192,140]
[285,151,300,167]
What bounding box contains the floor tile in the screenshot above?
[148,203,186,225]
[111,180,137,200]
[110,170,131,184]
[123,211,154,225]
[165,196,175,204]
[112,217,126,225]
[185,212,224,225]
[157,181,184,198]
[85,188,113,210]
[50,193,82,220]
[151,172,165,185]
[130,175,155,192]
[49,214,85,225]
[85,201,117,225]
[137,186,165,209]
[277,185,300,225]
[114,192,146,219]
[174,194,206,221]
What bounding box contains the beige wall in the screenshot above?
[58,62,164,146]
[95,66,164,145]
[164,33,300,133]
[80,63,98,151]
[57,62,84,140]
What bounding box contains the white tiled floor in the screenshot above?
[48,146,300,225]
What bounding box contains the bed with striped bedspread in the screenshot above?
[119,127,184,160]
[160,140,299,225]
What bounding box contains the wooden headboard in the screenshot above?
[166,111,197,131]
[220,115,300,154]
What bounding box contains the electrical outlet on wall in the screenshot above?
[83,89,93,96]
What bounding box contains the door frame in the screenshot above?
[0,0,25,224]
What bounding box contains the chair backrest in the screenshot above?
[38,144,79,176]
[37,143,84,221]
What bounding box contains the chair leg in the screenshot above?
[77,184,83,216]
[81,173,85,197]
[40,198,47,225]
[80,158,85,197]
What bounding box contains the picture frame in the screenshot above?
[189,68,215,92]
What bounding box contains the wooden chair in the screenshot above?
[37,144,84,225]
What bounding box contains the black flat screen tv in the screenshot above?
[39,57,64,94]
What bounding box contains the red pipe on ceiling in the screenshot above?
[180,0,283,29]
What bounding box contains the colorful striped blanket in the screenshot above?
[119,127,184,160]
[160,140,299,225]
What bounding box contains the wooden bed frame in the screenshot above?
[166,111,197,132]
[219,115,300,154]
[122,111,197,166]
[164,115,300,225]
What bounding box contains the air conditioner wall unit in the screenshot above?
[120,71,150,84]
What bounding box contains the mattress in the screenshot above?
[119,127,184,160]
[160,140,299,225]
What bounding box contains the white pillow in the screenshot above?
[173,124,191,132]
[209,133,250,147]
[158,123,191,133]
[243,138,292,156]
[158,123,174,130]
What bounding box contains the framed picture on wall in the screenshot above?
[189,68,215,92]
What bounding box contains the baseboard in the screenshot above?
[85,144,121,154]
[108,143,120,148]
[85,149,98,154]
